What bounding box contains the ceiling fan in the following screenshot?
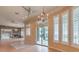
[22,6,32,16]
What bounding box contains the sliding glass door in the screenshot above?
[37,26,48,46]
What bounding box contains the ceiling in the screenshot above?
[0,6,58,27]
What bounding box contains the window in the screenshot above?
[26,28,30,36]
[54,15,59,42]
[21,29,24,38]
[1,29,12,40]
[26,24,31,36]
[62,12,68,44]
[73,7,79,45]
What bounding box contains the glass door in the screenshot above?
[37,26,48,46]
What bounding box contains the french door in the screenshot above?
[37,26,48,46]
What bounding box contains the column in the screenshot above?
[24,23,26,43]
[68,7,73,45]
[48,15,54,48]
[58,13,62,48]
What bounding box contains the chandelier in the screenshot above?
[37,8,48,23]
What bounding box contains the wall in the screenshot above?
[25,22,37,45]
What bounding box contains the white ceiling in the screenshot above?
[0,6,57,27]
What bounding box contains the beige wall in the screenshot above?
[25,6,79,51]
[25,22,37,45]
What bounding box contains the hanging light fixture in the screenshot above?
[37,8,48,24]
